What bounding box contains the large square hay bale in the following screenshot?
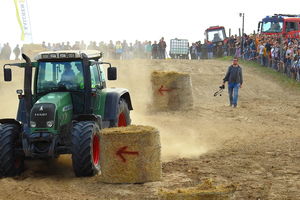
[151,71,193,111]
[99,125,161,183]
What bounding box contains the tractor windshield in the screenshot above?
[262,21,283,33]
[37,61,84,94]
[206,29,225,43]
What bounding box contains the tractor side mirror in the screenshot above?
[4,68,12,81]
[107,67,117,80]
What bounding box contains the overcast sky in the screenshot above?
[0,0,300,45]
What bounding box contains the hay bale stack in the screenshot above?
[22,44,46,60]
[99,125,161,183]
[159,179,236,200]
[151,70,193,111]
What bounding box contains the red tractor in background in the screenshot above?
[204,26,227,57]
[205,26,227,44]
[258,14,300,38]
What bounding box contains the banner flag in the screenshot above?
[14,0,33,43]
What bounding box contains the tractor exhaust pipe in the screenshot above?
[22,53,33,127]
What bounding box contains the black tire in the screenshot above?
[71,121,100,177]
[0,124,24,177]
[115,98,131,127]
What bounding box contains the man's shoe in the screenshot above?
[233,104,237,108]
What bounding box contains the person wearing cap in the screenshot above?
[222,58,243,108]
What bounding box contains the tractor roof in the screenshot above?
[206,26,225,31]
[34,50,103,61]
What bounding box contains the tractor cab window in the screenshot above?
[286,22,298,32]
[206,29,225,43]
[37,61,84,93]
[99,64,106,82]
[262,21,283,33]
[90,64,101,88]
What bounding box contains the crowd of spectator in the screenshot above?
[227,34,300,82]
[189,40,225,59]
[40,37,167,60]
[0,37,167,61]
[2,34,300,82]
[0,43,21,60]
[188,34,300,82]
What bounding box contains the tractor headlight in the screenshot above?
[46,121,54,128]
[30,121,36,128]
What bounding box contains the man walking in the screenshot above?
[222,58,243,108]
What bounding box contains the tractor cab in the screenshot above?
[34,50,109,92]
[0,50,132,177]
[33,51,111,114]
[205,26,226,45]
[258,14,300,38]
[260,16,283,33]
[204,26,226,57]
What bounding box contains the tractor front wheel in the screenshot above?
[71,121,101,177]
[0,124,24,177]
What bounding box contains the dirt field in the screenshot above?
[0,59,300,200]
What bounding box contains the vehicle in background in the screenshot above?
[205,26,226,45]
[169,38,189,59]
[258,14,300,38]
[205,26,227,57]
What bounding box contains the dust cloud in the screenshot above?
[108,59,214,161]
[0,61,24,118]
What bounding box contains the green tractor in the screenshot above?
[0,50,133,177]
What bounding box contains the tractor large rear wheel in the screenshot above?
[0,124,24,177]
[71,121,101,177]
[116,98,131,127]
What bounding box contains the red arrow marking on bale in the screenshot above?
[116,146,139,162]
[158,85,173,95]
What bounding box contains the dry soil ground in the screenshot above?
[0,59,300,200]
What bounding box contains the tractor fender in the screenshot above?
[0,118,22,128]
[103,88,133,122]
[73,114,102,129]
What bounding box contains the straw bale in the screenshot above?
[159,179,236,200]
[151,70,193,111]
[99,125,161,183]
